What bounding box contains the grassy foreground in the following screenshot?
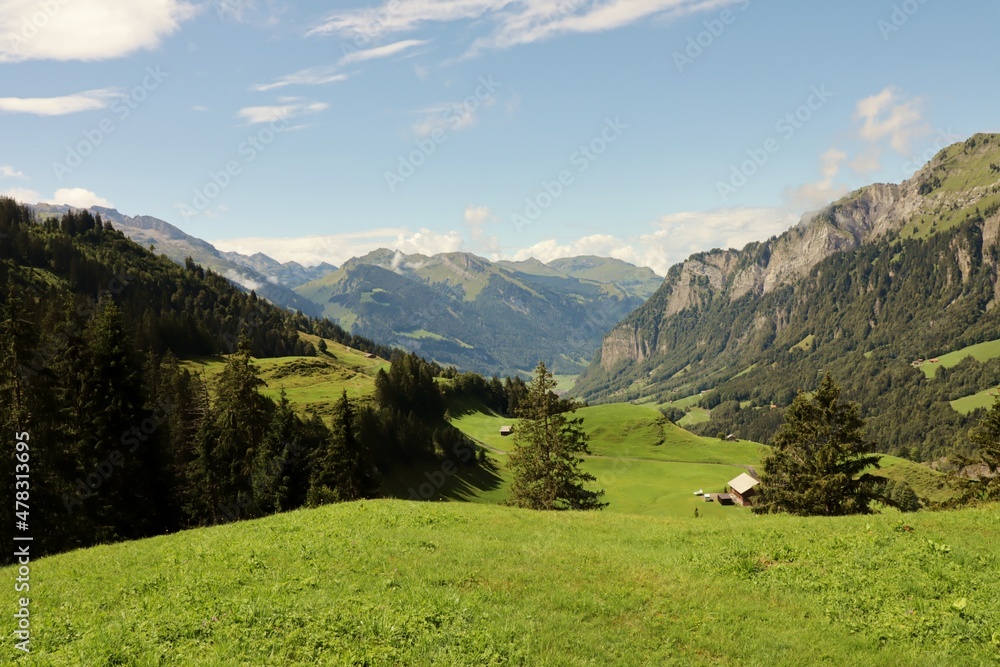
[5,500,998,665]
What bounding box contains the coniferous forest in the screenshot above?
[0,198,536,562]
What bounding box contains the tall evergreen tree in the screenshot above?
[753,374,883,516]
[957,395,1000,503]
[73,298,164,539]
[252,390,300,514]
[207,335,272,520]
[507,362,606,511]
[307,391,376,505]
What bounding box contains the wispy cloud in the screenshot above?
[340,39,428,65]
[796,86,933,194]
[308,0,743,56]
[855,86,929,154]
[251,67,348,93]
[0,88,121,116]
[0,166,25,179]
[0,0,197,62]
[236,100,328,125]
[513,207,798,275]
[250,39,427,92]
[784,148,850,211]
[411,98,494,137]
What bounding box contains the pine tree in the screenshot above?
[958,394,1000,503]
[507,362,606,511]
[307,391,376,505]
[252,390,300,514]
[753,374,882,516]
[74,298,163,539]
[209,335,272,520]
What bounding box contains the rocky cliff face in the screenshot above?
[593,134,1000,375]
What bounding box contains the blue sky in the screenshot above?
[1,0,997,274]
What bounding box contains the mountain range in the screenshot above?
[29,203,329,317]
[27,203,662,377]
[295,249,661,376]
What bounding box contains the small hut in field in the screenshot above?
[727,473,760,507]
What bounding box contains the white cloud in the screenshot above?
[0,88,120,116]
[464,205,500,255]
[251,66,348,92]
[250,39,425,92]
[0,0,197,62]
[0,187,41,203]
[0,166,25,178]
[212,227,465,266]
[214,0,285,27]
[214,0,256,22]
[339,39,428,66]
[213,206,802,276]
[308,0,742,55]
[784,148,850,211]
[513,207,799,275]
[192,105,209,112]
[849,147,882,174]
[854,86,929,154]
[412,95,496,137]
[464,205,492,228]
[47,188,112,208]
[213,205,804,277]
[236,101,328,125]
[0,184,112,207]
[224,269,263,291]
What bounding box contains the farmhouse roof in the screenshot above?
[729,473,760,495]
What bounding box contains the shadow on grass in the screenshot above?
[379,455,506,503]
[444,396,502,419]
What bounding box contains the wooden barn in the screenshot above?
[499,425,514,437]
[727,473,760,506]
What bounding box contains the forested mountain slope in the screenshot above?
[575,134,1000,460]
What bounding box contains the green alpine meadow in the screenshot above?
[4,2,1000,665]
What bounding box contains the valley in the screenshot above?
[6,5,1000,664]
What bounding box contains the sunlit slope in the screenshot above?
[6,500,998,665]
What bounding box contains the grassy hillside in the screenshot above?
[7,500,998,665]
[914,337,1000,378]
[179,336,388,420]
[441,400,766,518]
[440,399,953,513]
[951,387,1000,415]
[875,456,955,505]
